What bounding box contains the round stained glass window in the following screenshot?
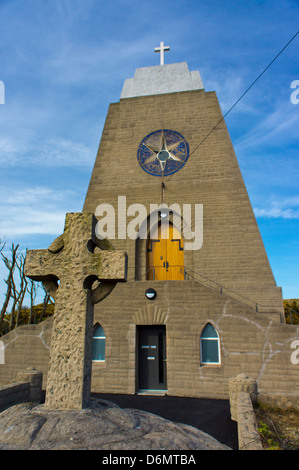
[137,129,189,177]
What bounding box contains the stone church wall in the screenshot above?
[83,89,284,315]
[90,281,298,407]
[0,282,297,408]
[0,318,52,389]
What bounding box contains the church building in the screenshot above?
[82,46,297,404]
[0,45,298,407]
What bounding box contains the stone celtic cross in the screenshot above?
[25,212,127,410]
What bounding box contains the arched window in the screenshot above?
[92,324,106,362]
[200,323,220,365]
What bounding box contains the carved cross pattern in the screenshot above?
[25,212,127,410]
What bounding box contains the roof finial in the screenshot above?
[155,41,170,65]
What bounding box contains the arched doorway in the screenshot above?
[146,221,184,280]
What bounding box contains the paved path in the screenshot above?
[92,393,238,450]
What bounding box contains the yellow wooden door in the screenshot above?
[147,222,184,280]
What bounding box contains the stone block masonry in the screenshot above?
[236,392,263,450]
[16,367,43,403]
[0,368,42,411]
[1,280,297,405]
[84,87,284,315]
[229,374,263,450]
[0,383,29,411]
[91,281,298,403]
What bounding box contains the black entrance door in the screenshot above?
[137,325,167,391]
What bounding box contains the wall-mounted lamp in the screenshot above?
[159,210,168,219]
[145,288,157,300]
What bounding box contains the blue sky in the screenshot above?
[0,0,298,302]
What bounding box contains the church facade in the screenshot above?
[83,60,298,405]
[0,58,298,408]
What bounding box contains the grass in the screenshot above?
[255,403,299,450]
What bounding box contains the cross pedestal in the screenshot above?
[25,212,127,410]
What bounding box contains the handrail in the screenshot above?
[288,309,299,325]
[128,265,284,316]
[184,267,285,316]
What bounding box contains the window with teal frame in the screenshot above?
[200,323,220,365]
[92,324,106,362]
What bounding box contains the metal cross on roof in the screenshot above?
[155,41,170,65]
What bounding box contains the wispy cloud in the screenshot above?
[254,196,299,219]
[0,137,94,167]
[0,187,75,239]
[0,210,66,237]
[204,69,258,115]
[235,98,298,153]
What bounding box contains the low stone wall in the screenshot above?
[0,382,30,411]
[237,392,263,450]
[16,367,43,403]
[0,367,42,411]
[229,374,263,450]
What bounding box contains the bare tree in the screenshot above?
[37,282,54,323]
[0,244,19,330]
[11,251,28,329]
[27,278,38,324]
[0,243,55,333]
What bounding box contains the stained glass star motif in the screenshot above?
[137,129,189,177]
[143,131,185,171]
